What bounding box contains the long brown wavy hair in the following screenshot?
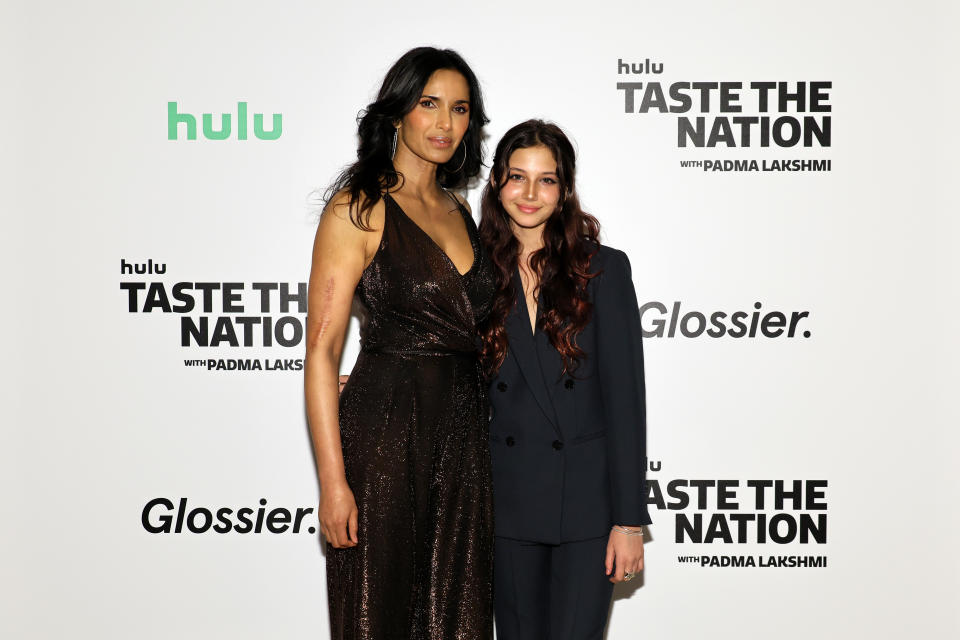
[323,47,489,230]
[478,120,601,378]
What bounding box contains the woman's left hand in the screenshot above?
[605,525,644,583]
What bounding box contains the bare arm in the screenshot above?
[304,192,380,549]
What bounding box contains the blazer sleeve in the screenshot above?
[595,248,652,526]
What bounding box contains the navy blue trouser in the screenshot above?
[494,535,614,640]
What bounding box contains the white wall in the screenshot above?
[4,1,958,637]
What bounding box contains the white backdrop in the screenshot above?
[4,0,959,638]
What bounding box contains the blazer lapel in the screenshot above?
[538,330,566,400]
[506,270,561,435]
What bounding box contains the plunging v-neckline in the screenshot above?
[386,192,477,278]
[514,267,541,338]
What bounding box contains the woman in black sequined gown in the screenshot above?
[304,48,495,640]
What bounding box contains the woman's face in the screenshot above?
[396,69,471,166]
[497,145,561,234]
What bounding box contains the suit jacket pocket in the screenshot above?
[570,430,606,445]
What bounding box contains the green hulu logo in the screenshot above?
[167,101,282,140]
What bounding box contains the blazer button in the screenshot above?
[564,379,575,389]
[497,382,508,392]
[552,440,564,450]
[505,436,515,447]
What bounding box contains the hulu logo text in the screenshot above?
[167,101,282,140]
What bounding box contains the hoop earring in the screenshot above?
[448,143,466,173]
[390,128,398,159]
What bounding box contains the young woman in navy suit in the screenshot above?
[478,119,651,640]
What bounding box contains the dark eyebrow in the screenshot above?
[508,167,558,176]
[421,94,470,104]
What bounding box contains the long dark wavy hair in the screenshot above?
[324,47,489,230]
[479,120,601,377]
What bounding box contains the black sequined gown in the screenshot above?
[327,192,495,640]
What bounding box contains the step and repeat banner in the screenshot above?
[5,1,957,638]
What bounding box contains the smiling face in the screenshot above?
[396,68,471,166]
[496,145,562,235]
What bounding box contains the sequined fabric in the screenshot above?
[327,192,495,640]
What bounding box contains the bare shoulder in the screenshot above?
[321,188,385,229]
[315,189,386,262]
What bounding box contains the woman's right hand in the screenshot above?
[319,480,359,549]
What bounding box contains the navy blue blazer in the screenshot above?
[488,245,651,544]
